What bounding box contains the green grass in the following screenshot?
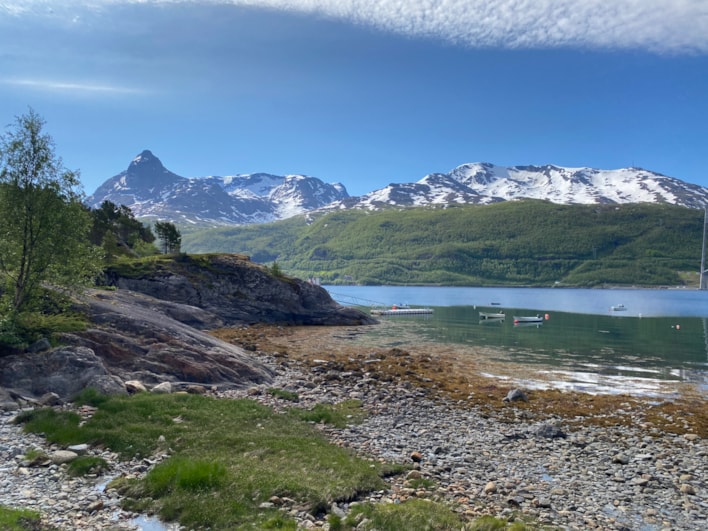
[15,392,397,529]
[344,499,467,530]
[267,387,300,402]
[14,393,556,530]
[0,506,52,531]
[13,408,84,446]
[290,399,367,428]
[66,456,109,477]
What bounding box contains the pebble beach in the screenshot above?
[1,325,706,530]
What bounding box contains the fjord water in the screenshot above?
[326,286,708,393]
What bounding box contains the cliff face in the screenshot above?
[0,254,374,409]
[102,254,374,327]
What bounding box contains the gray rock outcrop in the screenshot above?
[0,253,373,408]
[102,254,375,327]
[0,346,125,400]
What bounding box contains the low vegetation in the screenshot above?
[0,506,51,531]
[13,390,558,530]
[14,392,405,529]
[182,201,705,287]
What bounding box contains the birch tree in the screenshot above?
[0,109,101,315]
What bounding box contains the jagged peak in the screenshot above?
[128,149,165,173]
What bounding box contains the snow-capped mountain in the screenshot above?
[87,150,349,225]
[87,152,708,227]
[339,162,708,210]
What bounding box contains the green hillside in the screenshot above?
[181,201,706,287]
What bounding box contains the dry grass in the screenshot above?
[211,323,707,438]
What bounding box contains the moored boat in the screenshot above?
[610,304,627,312]
[513,315,544,323]
[480,311,505,319]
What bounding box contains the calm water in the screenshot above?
[326,286,708,394]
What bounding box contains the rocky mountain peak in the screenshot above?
[128,149,161,171]
[88,151,349,225]
[123,149,182,189]
[88,152,708,227]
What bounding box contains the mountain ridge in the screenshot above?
[87,151,708,226]
[87,150,350,225]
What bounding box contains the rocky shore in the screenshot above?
[1,339,706,531]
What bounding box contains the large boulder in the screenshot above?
[67,288,276,388]
[0,346,125,400]
[0,253,368,407]
[102,254,375,326]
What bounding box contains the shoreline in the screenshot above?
[1,323,705,530]
[220,328,707,530]
[213,322,707,403]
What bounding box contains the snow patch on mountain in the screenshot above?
[332,162,708,212]
[87,151,708,227]
[87,151,349,225]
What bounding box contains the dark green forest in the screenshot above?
[181,201,706,287]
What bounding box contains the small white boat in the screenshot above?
[513,321,543,328]
[610,304,627,312]
[513,315,544,323]
[480,311,505,319]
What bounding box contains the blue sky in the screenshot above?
[1,0,707,197]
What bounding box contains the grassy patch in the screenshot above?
[267,387,300,402]
[290,399,367,428]
[13,409,83,446]
[344,499,466,530]
[0,506,52,531]
[15,393,397,529]
[66,456,109,477]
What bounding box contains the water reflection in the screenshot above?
[352,306,708,393]
[328,287,708,393]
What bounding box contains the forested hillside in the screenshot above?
[182,201,705,287]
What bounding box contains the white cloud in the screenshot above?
[3,0,707,53]
[1,78,147,95]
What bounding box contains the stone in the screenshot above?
[27,338,51,353]
[0,347,124,402]
[50,450,78,464]
[406,470,422,480]
[484,481,497,494]
[502,388,528,402]
[67,444,90,454]
[679,484,696,495]
[534,423,566,439]
[534,497,552,508]
[125,380,147,394]
[612,454,630,465]
[151,382,172,394]
[39,392,62,406]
